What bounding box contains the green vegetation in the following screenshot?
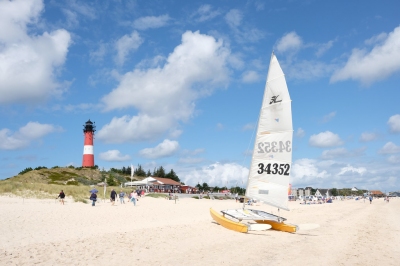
[145,193,168,198]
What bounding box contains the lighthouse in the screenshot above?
[82,119,96,167]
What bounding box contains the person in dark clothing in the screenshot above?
[110,189,117,206]
[90,192,97,206]
[57,190,65,205]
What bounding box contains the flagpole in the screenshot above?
[130,164,134,188]
[103,177,106,203]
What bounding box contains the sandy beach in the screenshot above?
[0,195,399,265]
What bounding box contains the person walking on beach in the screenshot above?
[129,190,137,206]
[57,190,65,205]
[119,191,125,204]
[369,196,373,204]
[90,192,97,206]
[110,189,117,206]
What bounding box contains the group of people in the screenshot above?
[90,189,142,207]
[57,189,144,207]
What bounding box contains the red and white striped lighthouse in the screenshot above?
[82,119,96,167]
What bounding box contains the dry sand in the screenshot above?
[0,195,399,265]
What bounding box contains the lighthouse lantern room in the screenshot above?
[82,119,96,167]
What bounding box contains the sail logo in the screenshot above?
[270,95,282,104]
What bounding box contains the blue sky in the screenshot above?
[1,0,399,192]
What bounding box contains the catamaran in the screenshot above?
[210,52,297,233]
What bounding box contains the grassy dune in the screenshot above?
[0,167,145,203]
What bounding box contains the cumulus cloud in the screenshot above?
[331,26,400,86]
[291,158,329,184]
[338,165,367,176]
[309,131,344,148]
[0,0,71,105]
[98,31,230,143]
[192,5,220,22]
[0,122,62,150]
[98,150,131,162]
[139,139,179,159]
[388,114,400,133]
[180,162,248,187]
[388,155,400,164]
[115,31,143,66]
[275,32,302,53]
[133,15,170,30]
[378,142,400,154]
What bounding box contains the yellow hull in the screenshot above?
[209,208,248,233]
[256,220,297,233]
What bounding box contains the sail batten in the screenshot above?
[245,53,292,211]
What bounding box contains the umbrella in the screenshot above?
[90,189,98,193]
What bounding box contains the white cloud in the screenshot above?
[133,15,170,30]
[378,142,400,154]
[139,139,179,159]
[388,114,400,133]
[0,122,62,150]
[331,26,400,86]
[193,5,220,22]
[275,32,303,53]
[90,42,107,63]
[360,132,378,142]
[224,9,263,44]
[315,40,334,57]
[296,128,305,138]
[338,165,367,176]
[322,111,336,123]
[115,31,143,66]
[225,9,242,28]
[98,31,230,143]
[62,0,96,28]
[0,0,71,105]
[241,70,260,83]
[388,155,400,164]
[309,131,344,148]
[291,158,330,184]
[99,150,131,162]
[180,162,248,187]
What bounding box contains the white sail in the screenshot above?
[245,53,292,211]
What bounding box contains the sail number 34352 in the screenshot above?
[258,163,290,175]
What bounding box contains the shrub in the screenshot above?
[19,167,33,175]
